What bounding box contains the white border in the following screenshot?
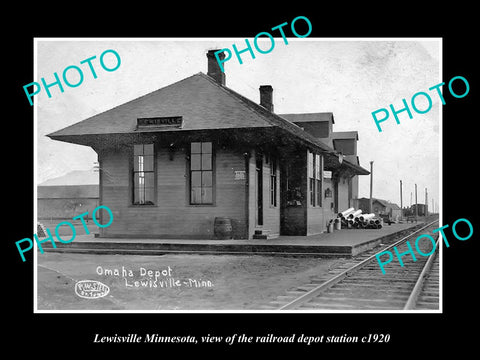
[33,37,443,314]
[438,37,444,313]
[33,38,39,312]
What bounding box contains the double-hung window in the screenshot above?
[133,144,155,205]
[308,151,323,207]
[315,154,322,206]
[190,142,213,205]
[308,152,315,206]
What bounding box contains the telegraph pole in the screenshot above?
[415,183,418,218]
[369,161,374,213]
[400,180,403,220]
[425,187,428,216]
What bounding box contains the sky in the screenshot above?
[35,38,441,209]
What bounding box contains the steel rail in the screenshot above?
[403,236,440,310]
[278,219,440,310]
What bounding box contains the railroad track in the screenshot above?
[270,219,440,311]
[410,250,440,310]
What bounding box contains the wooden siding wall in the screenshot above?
[337,176,350,214]
[351,175,359,201]
[99,144,248,239]
[307,206,324,235]
[322,177,336,224]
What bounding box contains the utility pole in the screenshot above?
[425,187,428,216]
[400,180,403,220]
[369,161,374,213]
[415,183,418,218]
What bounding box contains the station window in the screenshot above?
[308,151,322,207]
[133,144,155,205]
[308,152,315,206]
[190,142,214,205]
[316,154,322,207]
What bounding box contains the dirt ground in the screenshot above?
[37,252,344,311]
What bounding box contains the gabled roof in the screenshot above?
[48,72,336,154]
[374,198,389,207]
[386,202,401,210]
[48,73,274,137]
[48,72,369,175]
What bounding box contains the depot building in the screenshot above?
[48,50,369,240]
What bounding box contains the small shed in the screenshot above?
[357,197,402,220]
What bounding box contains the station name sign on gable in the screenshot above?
[136,116,184,130]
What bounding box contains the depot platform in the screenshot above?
[39,220,426,257]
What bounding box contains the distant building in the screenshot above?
[409,203,427,216]
[37,169,99,220]
[357,197,402,220]
[385,202,402,220]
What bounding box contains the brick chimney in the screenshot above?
[259,85,274,112]
[207,49,226,85]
